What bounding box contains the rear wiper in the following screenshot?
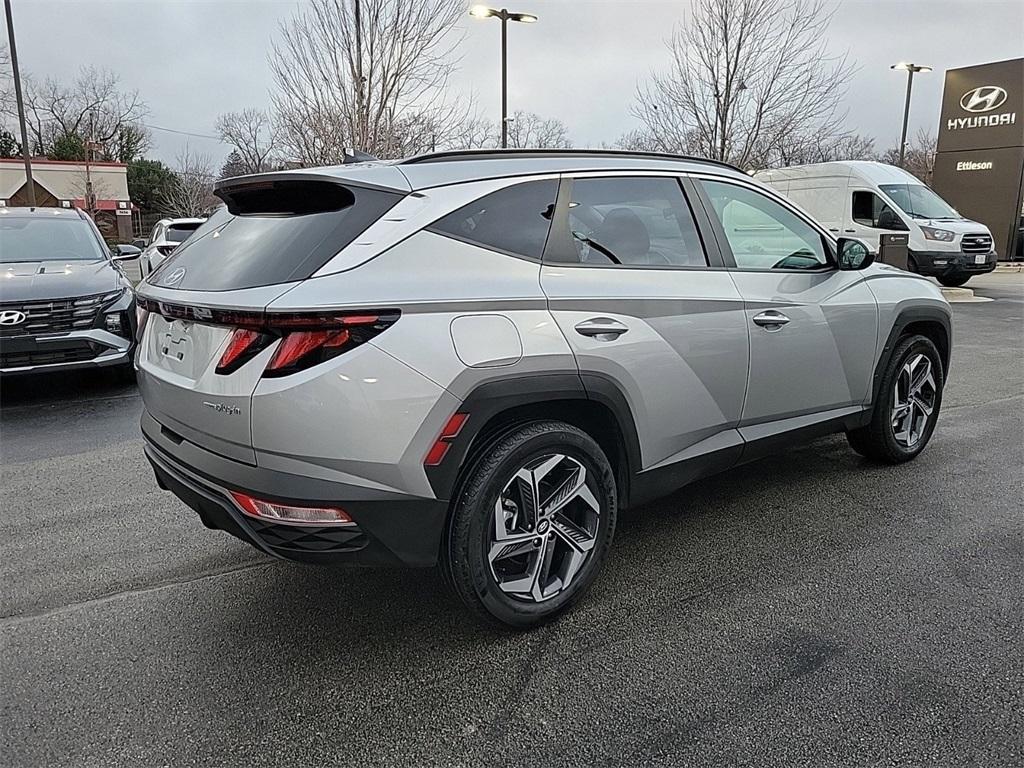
[572,232,621,265]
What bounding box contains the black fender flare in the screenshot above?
[424,372,642,505]
[871,306,952,409]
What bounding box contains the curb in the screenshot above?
[941,286,993,303]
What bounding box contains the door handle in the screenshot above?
[828,228,840,233]
[844,229,856,233]
[752,310,790,330]
[575,317,629,340]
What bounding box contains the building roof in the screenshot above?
[0,157,130,202]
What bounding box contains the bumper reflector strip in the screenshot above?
[229,491,355,527]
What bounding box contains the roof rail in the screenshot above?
[398,148,745,174]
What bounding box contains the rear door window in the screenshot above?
[429,179,557,260]
[558,176,707,267]
[150,181,402,291]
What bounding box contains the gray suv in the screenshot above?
[137,150,951,628]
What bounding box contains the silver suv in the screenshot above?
[137,150,951,628]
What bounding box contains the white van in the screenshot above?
[755,161,996,286]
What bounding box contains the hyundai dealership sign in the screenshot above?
[933,58,1024,261]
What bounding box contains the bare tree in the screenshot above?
[766,131,877,167]
[215,108,279,173]
[881,129,936,183]
[633,0,854,169]
[505,111,572,149]
[8,66,148,156]
[269,0,465,164]
[161,147,217,218]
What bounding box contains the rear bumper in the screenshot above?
[911,249,997,276]
[142,410,447,567]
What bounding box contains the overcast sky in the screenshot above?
[9,0,1024,167]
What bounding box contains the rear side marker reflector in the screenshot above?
[229,491,355,527]
[424,412,469,466]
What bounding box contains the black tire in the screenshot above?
[846,334,943,463]
[443,420,617,629]
[938,274,970,288]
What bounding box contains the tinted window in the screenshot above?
[701,180,828,270]
[430,180,557,260]
[0,217,107,262]
[166,222,204,243]
[562,177,706,267]
[151,185,402,291]
[852,191,906,230]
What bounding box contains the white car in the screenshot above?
[140,218,206,277]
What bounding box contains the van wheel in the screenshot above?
[846,334,943,463]
[444,421,617,629]
[938,274,970,288]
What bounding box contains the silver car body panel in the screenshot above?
[136,153,951,509]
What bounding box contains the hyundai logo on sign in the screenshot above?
[960,86,1008,113]
[947,84,1016,131]
[0,309,27,326]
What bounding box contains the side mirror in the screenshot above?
[837,238,874,270]
[112,244,142,261]
[877,209,908,231]
[131,238,148,249]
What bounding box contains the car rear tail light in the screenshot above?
[136,298,399,377]
[216,328,272,375]
[424,412,469,466]
[229,491,355,526]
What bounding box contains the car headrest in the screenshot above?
[594,207,650,259]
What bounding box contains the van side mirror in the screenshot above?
[131,238,148,249]
[877,208,908,231]
[837,237,874,270]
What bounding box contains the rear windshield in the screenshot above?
[0,217,107,262]
[150,182,402,291]
[166,222,204,243]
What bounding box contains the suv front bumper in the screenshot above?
[142,410,447,567]
[911,249,997,277]
[0,328,134,375]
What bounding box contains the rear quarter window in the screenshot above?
[428,179,557,260]
[150,182,402,291]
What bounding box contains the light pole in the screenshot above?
[4,0,35,207]
[891,62,932,166]
[469,6,537,149]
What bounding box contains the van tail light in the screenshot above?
[229,491,354,526]
[136,298,399,377]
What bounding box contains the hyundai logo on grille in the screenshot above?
[0,310,27,326]
[960,86,1008,113]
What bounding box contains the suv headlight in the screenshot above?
[921,226,955,242]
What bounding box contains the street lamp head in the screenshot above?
[891,62,932,73]
[469,5,498,19]
[509,12,538,23]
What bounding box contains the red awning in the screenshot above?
[71,199,137,211]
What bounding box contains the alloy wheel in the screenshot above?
[487,454,601,603]
[891,353,937,448]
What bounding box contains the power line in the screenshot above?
[142,122,224,141]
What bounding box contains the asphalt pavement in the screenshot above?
[2,273,1022,767]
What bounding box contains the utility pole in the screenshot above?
[4,0,36,207]
[891,62,932,167]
